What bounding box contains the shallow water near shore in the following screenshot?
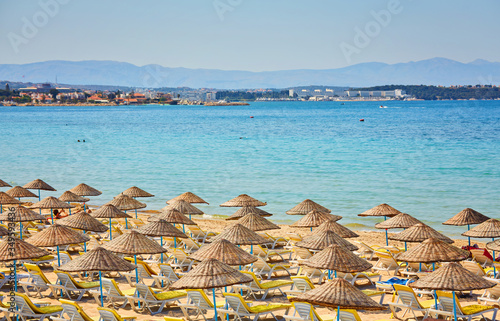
[1,100,499,239]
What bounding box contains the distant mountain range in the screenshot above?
[1,58,499,89]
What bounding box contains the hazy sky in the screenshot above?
[1,0,499,71]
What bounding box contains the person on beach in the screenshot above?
[53,209,68,219]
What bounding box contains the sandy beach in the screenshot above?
[7,208,492,321]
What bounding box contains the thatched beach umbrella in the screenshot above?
[106,193,146,228]
[304,244,372,279]
[30,196,74,224]
[137,219,188,263]
[443,208,490,246]
[389,223,453,244]
[149,208,196,247]
[170,258,253,320]
[226,206,273,220]
[23,179,56,201]
[291,210,340,231]
[70,183,102,211]
[26,224,90,266]
[462,218,500,267]
[210,224,268,245]
[102,230,168,285]
[164,199,204,220]
[6,186,38,200]
[296,230,358,252]
[220,194,266,207]
[358,203,401,246]
[189,239,257,266]
[122,186,154,219]
[0,237,49,291]
[410,262,496,321]
[91,204,131,240]
[0,179,11,188]
[0,191,20,213]
[168,192,209,205]
[58,247,136,307]
[375,213,421,250]
[286,199,331,215]
[58,191,89,215]
[237,213,280,232]
[395,238,469,264]
[315,220,359,238]
[290,278,384,321]
[57,210,108,251]
[0,206,45,239]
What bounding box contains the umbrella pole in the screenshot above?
[109,219,112,240]
[434,290,438,310]
[404,241,407,251]
[334,270,337,278]
[213,288,218,321]
[135,255,141,308]
[452,290,457,321]
[328,270,331,280]
[250,245,253,255]
[467,224,471,246]
[182,224,185,233]
[135,208,138,219]
[384,216,388,246]
[20,222,23,240]
[38,189,41,201]
[84,230,87,252]
[99,271,104,307]
[68,202,72,215]
[160,237,164,288]
[51,208,54,224]
[57,246,61,266]
[125,211,128,229]
[84,202,86,211]
[493,238,496,277]
[14,260,17,292]
[337,306,340,321]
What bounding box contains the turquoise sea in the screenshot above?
[1,100,499,239]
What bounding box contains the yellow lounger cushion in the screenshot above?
[248,303,291,313]
[260,280,293,289]
[461,305,496,315]
[362,290,385,296]
[419,299,436,309]
[31,255,54,261]
[154,290,187,301]
[35,305,64,314]
[78,281,100,289]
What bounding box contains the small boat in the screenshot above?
[379,105,387,108]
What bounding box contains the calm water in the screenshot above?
[1,100,499,238]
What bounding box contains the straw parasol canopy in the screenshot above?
[170,258,252,290]
[167,192,209,205]
[395,238,469,263]
[70,183,102,196]
[220,194,266,207]
[164,200,204,216]
[58,191,89,203]
[148,208,196,225]
[106,193,146,211]
[291,210,339,228]
[210,224,268,245]
[443,208,490,226]
[226,206,273,220]
[375,213,421,229]
[315,220,359,238]
[122,186,154,198]
[389,223,453,244]
[286,199,331,215]
[0,192,21,205]
[189,239,257,266]
[137,219,188,238]
[6,186,38,199]
[236,213,280,231]
[102,230,167,255]
[0,179,11,188]
[58,247,136,272]
[23,179,56,191]
[358,203,401,217]
[0,206,45,222]
[0,238,49,261]
[410,262,496,292]
[486,240,500,252]
[462,218,500,238]
[304,244,372,272]
[57,211,109,233]
[0,226,9,237]
[289,278,384,311]
[91,204,131,219]
[30,196,74,210]
[26,224,90,247]
[296,230,358,251]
